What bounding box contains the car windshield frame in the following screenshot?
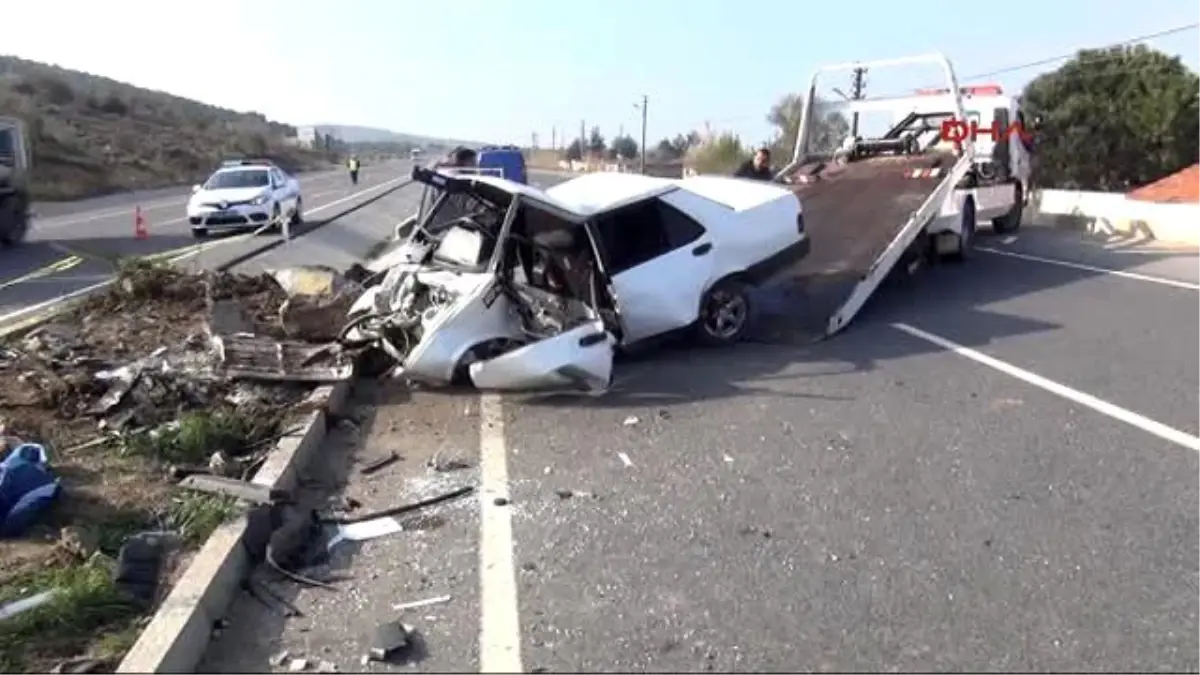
[414,187,513,273]
[204,169,270,190]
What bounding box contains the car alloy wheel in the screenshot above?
[703,289,749,340]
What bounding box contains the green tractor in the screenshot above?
[0,116,31,247]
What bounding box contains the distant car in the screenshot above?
[186,160,302,238]
[344,167,810,393]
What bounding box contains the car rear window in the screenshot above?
[206,169,269,189]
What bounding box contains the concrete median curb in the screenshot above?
[116,381,352,674]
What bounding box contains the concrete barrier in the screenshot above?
[1027,188,1199,246]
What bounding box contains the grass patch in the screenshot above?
[167,492,241,546]
[0,559,139,672]
[121,409,273,465]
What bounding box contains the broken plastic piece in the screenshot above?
[326,516,403,550]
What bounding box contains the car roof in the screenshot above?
[211,165,270,176]
[544,173,677,216]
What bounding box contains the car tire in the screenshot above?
[0,196,28,247]
[270,203,282,233]
[695,278,755,347]
[991,183,1023,234]
[191,228,209,239]
[291,197,304,225]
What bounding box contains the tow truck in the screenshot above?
[773,53,986,337]
[0,117,31,247]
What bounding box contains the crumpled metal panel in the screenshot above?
[212,334,353,383]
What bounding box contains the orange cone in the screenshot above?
[134,206,149,240]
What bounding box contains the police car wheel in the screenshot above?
[291,198,304,225]
[191,228,208,239]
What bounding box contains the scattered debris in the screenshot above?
[49,658,107,674]
[178,474,277,504]
[392,594,452,612]
[113,531,177,609]
[288,657,309,672]
[493,497,510,506]
[327,517,404,549]
[617,452,634,468]
[316,659,340,673]
[360,452,399,475]
[622,415,640,427]
[555,488,574,500]
[367,621,413,662]
[270,650,291,667]
[0,588,58,621]
[722,453,734,463]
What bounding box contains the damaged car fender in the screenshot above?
[468,319,614,392]
[401,274,518,384]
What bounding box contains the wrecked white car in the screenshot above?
[343,166,810,393]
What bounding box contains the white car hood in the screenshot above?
[193,186,268,205]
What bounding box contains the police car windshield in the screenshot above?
[205,169,269,190]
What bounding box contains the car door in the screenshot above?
[270,169,293,211]
[593,196,715,344]
[467,207,616,392]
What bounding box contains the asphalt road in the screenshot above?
[0,161,416,327]
[197,187,1198,673]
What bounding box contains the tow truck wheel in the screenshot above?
[695,278,754,347]
[992,183,1023,234]
[943,197,976,264]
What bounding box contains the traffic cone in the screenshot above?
[134,206,149,240]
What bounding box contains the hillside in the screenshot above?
[314,124,481,150]
[0,55,335,202]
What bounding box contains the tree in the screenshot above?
[564,138,583,161]
[655,138,681,160]
[610,134,638,160]
[587,126,606,155]
[765,93,849,164]
[1022,45,1199,191]
[686,131,746,174]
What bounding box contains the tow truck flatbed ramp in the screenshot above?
[753,150,970,342]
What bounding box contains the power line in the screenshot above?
[960,22,1199,80]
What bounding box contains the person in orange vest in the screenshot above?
[347,155,361,185]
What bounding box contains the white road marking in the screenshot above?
[0,176,412,326]
[891,322,1200,453]
[977,246,1199,290]
[478,393,523,674]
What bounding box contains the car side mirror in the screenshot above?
[192,184,202,193]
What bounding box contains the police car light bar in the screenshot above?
[220,158,274,167]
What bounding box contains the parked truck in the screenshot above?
[0,116,31,247]
[774,53,987,337]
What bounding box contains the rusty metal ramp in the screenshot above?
[752,152,969,342]
[213,334,354,383]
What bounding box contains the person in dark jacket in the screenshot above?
[734,147,774,181]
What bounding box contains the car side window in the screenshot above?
[593,199,706,275]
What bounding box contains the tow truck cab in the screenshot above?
[902,84,1035,232]
[477,146,527,185]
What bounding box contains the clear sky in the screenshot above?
[5,0,1198,148]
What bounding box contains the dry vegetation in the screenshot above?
[0,55,335,201]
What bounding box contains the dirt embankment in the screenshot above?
[0,55,337,202]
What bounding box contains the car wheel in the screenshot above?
[191,228,209,239]
[271,203,282,232]
[291,197,304,225]
[695,278,754,347]
[991,183,1023,234]
[452,339,523,386]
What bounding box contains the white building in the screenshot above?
[294,126,320,148]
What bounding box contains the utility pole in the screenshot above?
[633,94,648,174]
[551,126,556,151]
[580,119,586,160]
[849,67,867,137]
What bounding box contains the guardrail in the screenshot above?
[1026,188,1200,245]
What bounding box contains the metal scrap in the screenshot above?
[212,334,354,383]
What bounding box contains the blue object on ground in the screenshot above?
[0,443,62,538]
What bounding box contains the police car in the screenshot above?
[186,159,302,238]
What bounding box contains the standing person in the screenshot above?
[347,155,361,185]
[734,147,775,181]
